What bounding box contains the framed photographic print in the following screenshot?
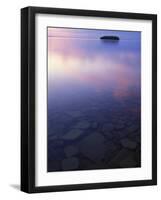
[21,6,157,193]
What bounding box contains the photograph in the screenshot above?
[0,0,159,199]
[47,27,141,172]
[20,6,157,193]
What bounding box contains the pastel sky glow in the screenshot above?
[48,27,141,100]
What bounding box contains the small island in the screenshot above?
[100,36,120,41]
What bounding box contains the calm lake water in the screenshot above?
[47,28,141,172]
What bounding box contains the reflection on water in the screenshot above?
[47,28,141,172]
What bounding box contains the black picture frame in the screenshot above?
[21,6,157,193]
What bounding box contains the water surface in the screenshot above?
[47,27,141,172]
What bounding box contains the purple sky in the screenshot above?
[48,27,141,100]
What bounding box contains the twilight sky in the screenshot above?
[48,27,141,100]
